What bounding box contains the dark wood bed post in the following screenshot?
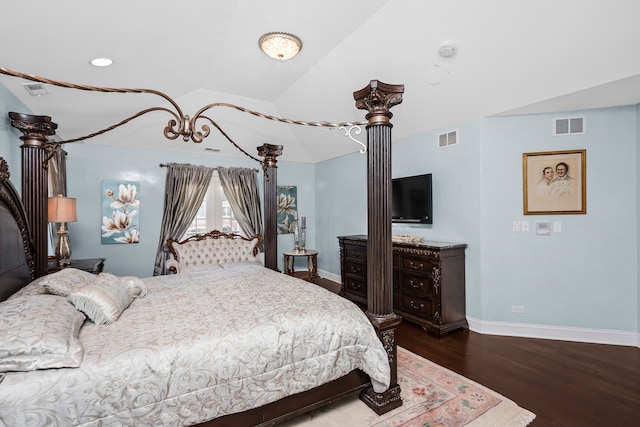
[257,143,283,271]
[353,80,404,414]
[9,112,58,278]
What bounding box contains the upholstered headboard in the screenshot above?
[0,157,35,301]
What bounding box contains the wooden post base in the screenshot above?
[359,383,402,415]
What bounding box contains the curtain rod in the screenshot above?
[159,163,259,173]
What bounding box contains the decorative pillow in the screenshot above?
[67,274,133,325]
[40,268,97,297]
[98,273,147,299]
[0,294,85,372]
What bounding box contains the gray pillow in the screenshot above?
[67,274,133,325]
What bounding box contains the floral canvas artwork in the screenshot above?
[101,180,140,244]
[277,185,297,234]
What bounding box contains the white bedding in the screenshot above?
[0,264,390,426]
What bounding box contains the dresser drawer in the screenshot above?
[402,256,434,275]
[345,247,366,261]
[344,277,367,298]
[400,273,435,297]
[400,293,433,319]
[344,260,366,280]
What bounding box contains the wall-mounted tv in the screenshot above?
[392,173,432,224]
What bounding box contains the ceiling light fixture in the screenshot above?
[89,57,114,67]
[258,32,302,61]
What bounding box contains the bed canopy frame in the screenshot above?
[1,66,404,422]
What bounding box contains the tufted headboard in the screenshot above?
[0,157,36,301]
[165,230,263,274]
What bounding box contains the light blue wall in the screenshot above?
[0,84,31,185]
[480,106,637,330]
[62,143,315,277]
[316,105,639,334]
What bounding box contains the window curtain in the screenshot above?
[218,167,263,239]
[47,147,68,254]
[152,163,214,276]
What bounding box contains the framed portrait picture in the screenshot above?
[523,149,586,215]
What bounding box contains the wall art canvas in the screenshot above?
[277,185,297,234]
[523,149,586,215]
[101,180,140,244]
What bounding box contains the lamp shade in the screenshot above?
[48,195,77,223]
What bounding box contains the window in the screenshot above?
[183,172,242,239]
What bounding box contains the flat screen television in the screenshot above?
[392,173,432,224]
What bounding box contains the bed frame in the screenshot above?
[1,80,404,425]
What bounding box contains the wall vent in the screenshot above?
[438,130,458,148]
[22,83,48,96]
[553,116,585,136]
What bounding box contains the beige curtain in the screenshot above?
[153,163,214,276]
[218,167,263,239]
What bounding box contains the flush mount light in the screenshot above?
[89,57,114,67]
[258,32,302,61]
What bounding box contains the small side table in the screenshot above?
[49,258,106,275]
[284,250,318,282]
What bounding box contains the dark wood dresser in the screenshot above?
[338,235,467,337]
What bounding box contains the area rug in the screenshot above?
[282,347,535,427]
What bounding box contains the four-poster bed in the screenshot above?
[0,67,404,426]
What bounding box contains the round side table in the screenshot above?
[283,249,318,282]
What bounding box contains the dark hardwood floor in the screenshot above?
[316,277,640,427]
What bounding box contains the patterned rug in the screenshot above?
[283,347,535,427]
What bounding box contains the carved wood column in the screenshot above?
[9,112,58,278]
[353,80,404,414]
[257,143,283,271]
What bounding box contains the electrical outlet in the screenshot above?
[511,305,525,314]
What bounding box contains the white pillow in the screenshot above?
[40,268,97,297]
[0,294,85,372]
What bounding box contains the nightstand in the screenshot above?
[49,258,106,274]
[283,250,318,282]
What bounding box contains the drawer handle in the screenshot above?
[350,282,361,290]
[409,279,423,288]
[350,266,361,274]
[409,261,424,270]
[409,300,424,311]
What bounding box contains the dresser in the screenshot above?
[338,235,467,337]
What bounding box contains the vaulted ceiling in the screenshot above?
[2,0,640,163]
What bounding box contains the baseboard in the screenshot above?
[314,273,639,348]
[467,316,639,348]
[318,269,340,283]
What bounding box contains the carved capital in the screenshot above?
[353,80,404,126]
[9,112,57,146]
[257,143,283,168]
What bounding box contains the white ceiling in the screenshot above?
[1,0,640,163]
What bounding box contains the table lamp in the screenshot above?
[48,195,77,267]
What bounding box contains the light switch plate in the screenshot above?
[521,221,530,232]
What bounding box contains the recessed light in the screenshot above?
[89,57,114,67]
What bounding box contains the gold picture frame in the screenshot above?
[523,149,586,215]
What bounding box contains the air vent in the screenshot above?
[553,117,585,136]
[438,130,458,148]
[22,83,48,96]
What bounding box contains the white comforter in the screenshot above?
[0,264,390,426]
